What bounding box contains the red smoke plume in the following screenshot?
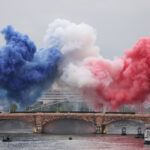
[86,37,150,108]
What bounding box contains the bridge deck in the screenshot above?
[0,113,150,118]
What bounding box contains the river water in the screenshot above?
[0,134,150,150]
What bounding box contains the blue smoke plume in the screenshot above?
[0,25,62,107]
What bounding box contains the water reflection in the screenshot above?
[0,134,150,150]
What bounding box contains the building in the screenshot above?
[27,89,93,112]
[38,90,84,104]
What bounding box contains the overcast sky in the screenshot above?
[0,0,150,59]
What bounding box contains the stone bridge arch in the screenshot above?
[0,115,37,133]
[100,115,150,134]
[0,118,34,133]
[106,119,145,134]
[42,115,95,126]
[103,116,150,126]
[42,116,96,134]
[0,115,35,125]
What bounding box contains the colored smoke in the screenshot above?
[0,25,62,107]
[0,19,150,110]
[45,19,150,109]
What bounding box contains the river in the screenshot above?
[0,134,150,150]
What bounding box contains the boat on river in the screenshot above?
[144,127,150,144]
[2,136,12,142]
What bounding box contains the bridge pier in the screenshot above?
[34,125,43,133]
[95,125,106,134]
[95,126,101,134]
[101,124,106,134]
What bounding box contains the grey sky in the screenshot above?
[0,0,150,59]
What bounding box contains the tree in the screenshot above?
[25,106,30,111]
[9,104,18,113]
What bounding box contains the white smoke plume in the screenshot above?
[44,19,100,88]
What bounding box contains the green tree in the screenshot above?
[25,106,30,111]
[9,104,18,113]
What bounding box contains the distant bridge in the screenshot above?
[0,113,150,134]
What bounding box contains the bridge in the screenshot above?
[0,113,150,134]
